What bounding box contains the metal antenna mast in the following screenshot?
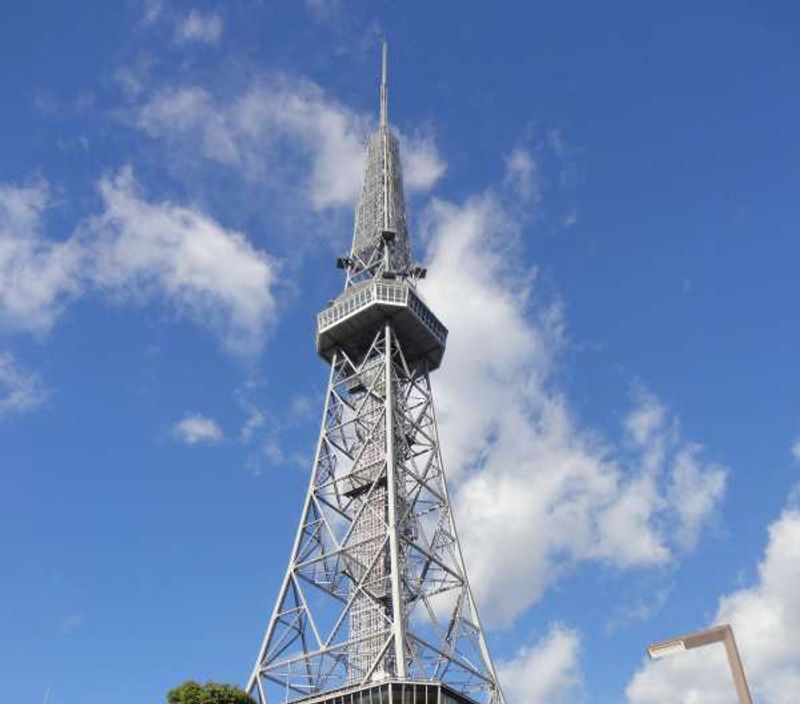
[246,44,506,704]
[380,42,388,130]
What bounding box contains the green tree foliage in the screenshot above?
[167,680,256,704]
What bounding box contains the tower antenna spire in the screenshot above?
[380,41,388,128]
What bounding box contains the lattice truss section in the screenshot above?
[347,127,412,287]
[247,327,504,704]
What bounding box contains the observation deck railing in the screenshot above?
[317,281,447,348]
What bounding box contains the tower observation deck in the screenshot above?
[246,45,505,704]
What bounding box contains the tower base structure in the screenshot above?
[297,680,479,704]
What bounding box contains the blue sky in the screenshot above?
[2,2,800,703]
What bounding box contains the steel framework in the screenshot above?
[246,45,505,704]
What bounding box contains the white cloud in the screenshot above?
[667,443,726,549]
[403,134,447,193]
[135,87,240,164]
[174,9,223,45]
[626,505,800,704]
[132,76,446,210]
[172,413,224,445]
[0,181,83,333]
[240,401,266,443]
[624,387,669,449]
[418,163,726,627]
[0,171,278,356]
[624,387,726,551]
[498,625,583,704]
[504,147,540,203]
[0,352,47,419]
[85,168,277,356]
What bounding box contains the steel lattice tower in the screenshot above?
[246,45,506,704]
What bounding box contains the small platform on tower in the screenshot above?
[316,280,447,372]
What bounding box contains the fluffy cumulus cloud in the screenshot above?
[498,625,583,704]
[0,352,47,419]
[418,163,726,627]
[402,134,448,195]
[132,76,445,210]
[174,9,224,45]
[0,181,83,332]
[172,413,224,445]
[0,170,277,355]
[85,168,277,355]
[627,504,800,704]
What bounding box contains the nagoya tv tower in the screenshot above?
[247,45,506,704]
